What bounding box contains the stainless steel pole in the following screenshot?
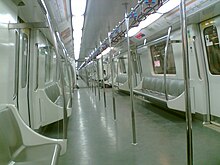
[108,33,117,120]
[125,13,137,145]
[91,68,94,92]
[38,0,67,139]
[85,67,89,87]
[101,56,107,108]
[97,60,101,101]
[64,59,73,108]
[94,62,97,96]
[180,1,193,164]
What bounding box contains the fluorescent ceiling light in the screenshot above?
[72,16,84,30]
[74,44,80,52]
[71,0,87,16]
[74,43,80,60]
[74,43,81,52]
[73,30,82,40]
[128,26,142,37]
[0,14,16,23]
[102,47,111,55]
[96,54,102,59]
[74,45,80,52]
[139,13,162,29]
[75,51,80,60]
[158,0,180,14]
[73,30,82,60]
[71,1,87,61]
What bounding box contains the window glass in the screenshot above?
[38,46,52,83]
[35,45,39,90]
[150,41,176,74]
[137,53,142,76]
[21,33,28,88]
[131,50,139,74]
[118,57,127,73]
[124,57,128,73]
[56,56,60,81]
[204,25,220,74]
[44,46,53,83]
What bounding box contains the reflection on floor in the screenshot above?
[59,79,220,165]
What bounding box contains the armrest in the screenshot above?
[3,104,67,155]
[134,80,143,90]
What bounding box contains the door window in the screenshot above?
[21,33,28,88]
[204,25,220,75]
[118,57,127,73]
[44,46,53,83]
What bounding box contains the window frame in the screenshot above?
[149,39,176,75]
[203,25,220,75]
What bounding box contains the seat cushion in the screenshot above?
[0,108,23,158]
[13,144,61,165]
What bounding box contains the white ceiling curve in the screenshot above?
[44,0,138,66]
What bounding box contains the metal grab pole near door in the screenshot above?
[93,62,97,96]
[125,13,137,145]
[101,56,107,108]
[180,0,193,164]
[108,33,117,120]
[38,0,68,139]
[97,60,101,101]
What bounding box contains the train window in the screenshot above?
[204,25,220,75]
[131,50,139,74]
[150,41,176,74]
[56,57,60,81]
[35,44,39,90]
[137,53,142,76]
[118,58,127,73]
[21,33,28,88]
[45,47,53,83]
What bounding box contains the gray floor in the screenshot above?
[59,80,220,165]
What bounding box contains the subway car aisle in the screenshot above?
[59,79,220,165]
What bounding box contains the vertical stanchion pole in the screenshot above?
[94,62,97,96]
[101,56,107,108]
[38,0,67,139]
[108,33,117,120]
[180,1,193,164]
[85,67,89,87]
[125,13,137,145]
[91,68,94,92]
[116,59,119,87]
[97,60,101,100]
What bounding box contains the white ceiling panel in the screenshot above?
[80,0,138,63]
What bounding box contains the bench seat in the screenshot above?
[115,74,128,86]
[11,144,60,165]
[133,77,185,110]
[133,89,176,101]
[0,106,61,165]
